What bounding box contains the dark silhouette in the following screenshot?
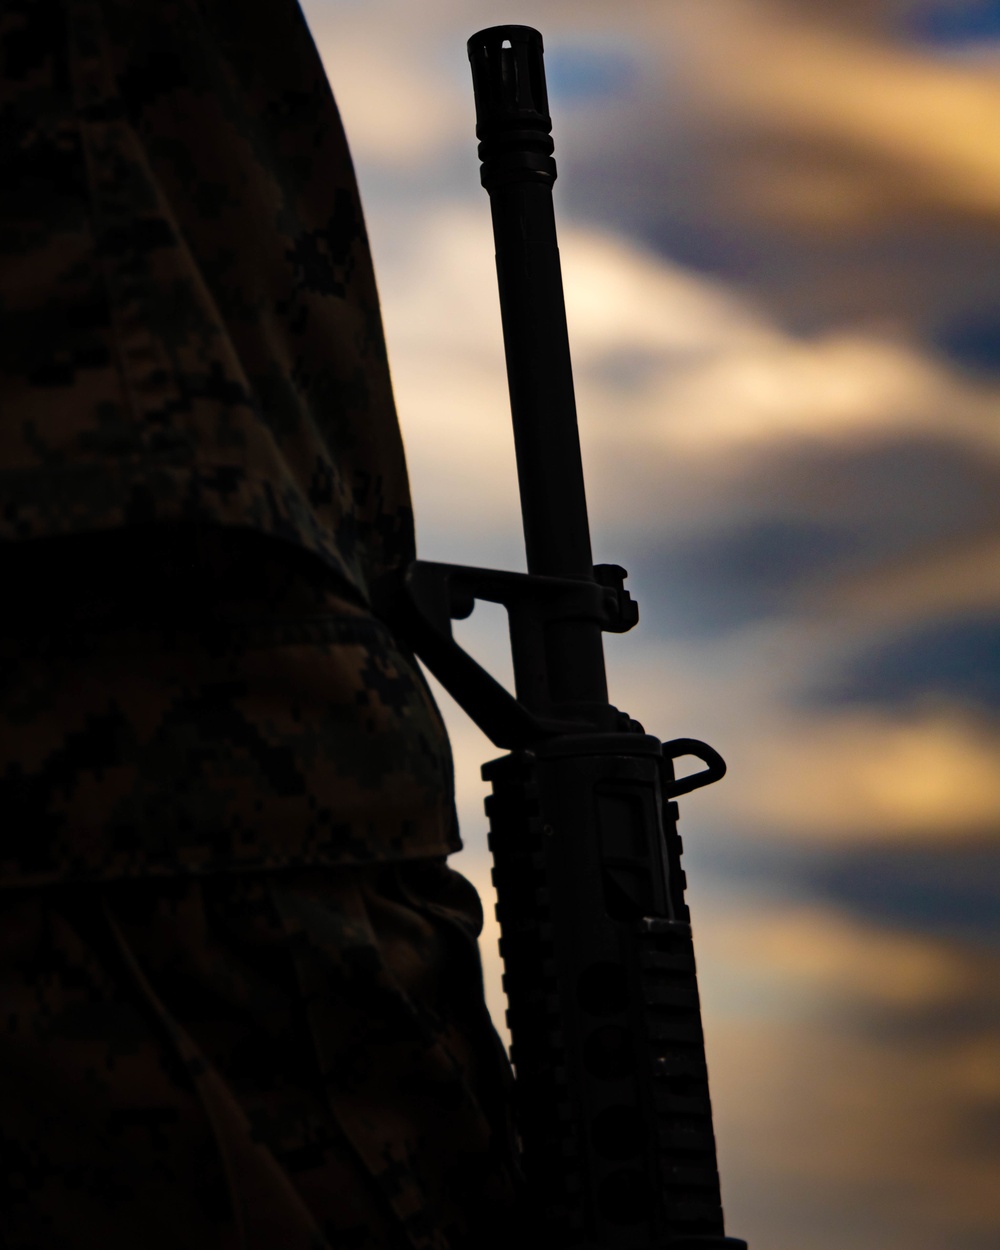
[377,26,748,1250]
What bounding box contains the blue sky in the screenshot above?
[907,1,1000,44]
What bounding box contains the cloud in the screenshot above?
[900,0,1000,49]
[624,0,1000,233]
[707,1002,1000,1250]
[303,0,1000,366]
[699,892,980,1016]
[823,532,1000,635]
[364,202,1000,848]
[792,841,1000,951]
[628,436,1000,643]
[378,202,1000,472]
[695,881,1000,1249]
[603,637,1000,846]
[493,0,1000,343]
[820,611,1000,713]
[933,302,1000,373]
[687,6,1000,223]
[454,851,1000,1250]
[436,613,1000,856]
[301,7,1000,1244]
[304,25,463,168]
[376,206,1000,607]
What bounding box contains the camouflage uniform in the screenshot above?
[0,1,522,1245]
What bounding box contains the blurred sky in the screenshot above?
[302,2,1000,1247]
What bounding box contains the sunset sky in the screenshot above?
[304,3,1000,1246]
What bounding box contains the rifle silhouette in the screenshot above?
[378,25,748,1250]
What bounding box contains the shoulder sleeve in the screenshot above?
[0,0,414,600]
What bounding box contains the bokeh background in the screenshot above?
[304,2,1000,1246]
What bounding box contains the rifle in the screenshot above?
[379,25,748,1250]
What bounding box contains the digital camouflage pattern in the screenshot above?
[1,0,411,599]
[0,857,524,1249]
[0,0,465,894]
[0,1,526,1244]
[0,556,526,1248]
[0,537,463,884]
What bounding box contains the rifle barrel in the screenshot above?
[468,25,608,711]
[463,26,748,1250]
